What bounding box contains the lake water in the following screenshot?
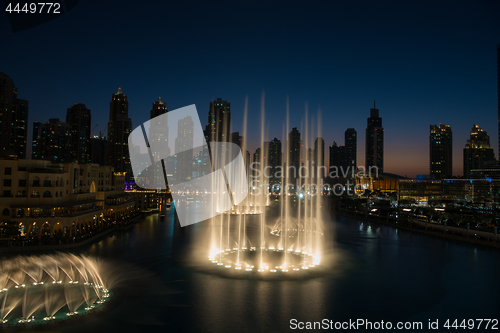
[26,207,500,332]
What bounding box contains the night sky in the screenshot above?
[1,0,499,177]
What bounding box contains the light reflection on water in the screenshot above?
[45,211,500,333]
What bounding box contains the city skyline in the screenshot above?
[3,77,500,179]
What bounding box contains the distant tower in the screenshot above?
[314,137,325,177]
[329,141,346,172]
[0,72,29,159]
[66,103,91,164]
[107,87,132,174]
[175,116,194,183]
[288,127,302,184]
[265,138,282,185]
[38,118,74,163]
[90,134,107,166]
[463,124,496,177]
[148,97,169,188]
[149,97,170,159]
[344,128,357,169]
[208,98,231,142]
[429,124,452,179]
[151,96,167,119]
[365,102,384,173]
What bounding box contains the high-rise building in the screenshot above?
[66,103,91,164]
[230,132,243,147]
[429,124,452,179]
[208,98,230,142]
[175,116,194,183]
[107,88,132,174]
[329,141,346,171]
[464,124,496,177]
[265,138,282,184]
[0,72,29,159]
[146,97,169,187]
[31,121,43,160]
[365,102,384,173]
[288,127,301,184]
[38,118,74,163]
[91,134,107,166]
[314,137,325,178]
[329,129,357,177]
[344,128,357,168]
[151,96,167,119]
[149,97,170,159]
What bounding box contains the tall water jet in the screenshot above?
[201,97,329,278]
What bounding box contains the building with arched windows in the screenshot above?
[0,159,137,240]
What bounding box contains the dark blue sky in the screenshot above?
[1,0,499,177]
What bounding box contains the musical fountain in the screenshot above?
[0,253,112,327]
[198,96,330,279]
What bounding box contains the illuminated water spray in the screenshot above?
[204,95,327,277]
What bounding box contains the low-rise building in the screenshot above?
[0,158,136,239]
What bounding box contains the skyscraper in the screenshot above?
[90,134,107,166]
[208,98,230,142]
[288,127,301,184]
[107,88,132,174]
[463,124,496,177]
[314,137,325,177]
[365,102,384,173]
[175,116,194,183]
[329,141,346,172]
[149,97,170,159]
[148,97,169,187]
[66,103,91,164]
[0,72,29,159]
[38,118,74,163]
[230,132,243,147]
[265,138,282,185]
[429,124,452,179]
[344,128,357,168]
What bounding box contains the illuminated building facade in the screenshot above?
[208,98,230,142]
[107,88,132,174]
[429,124,452,179]
[0,72,29,159]
[463,124,496,177]
[0,159,136,239]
